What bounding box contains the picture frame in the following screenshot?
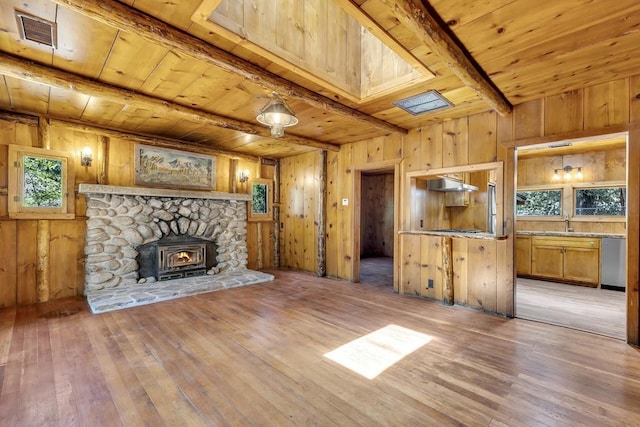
[248,178,273,221]
[134,144,215,190]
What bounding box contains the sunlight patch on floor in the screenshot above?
[324,324,432,379]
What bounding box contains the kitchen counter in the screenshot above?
[399,230,508,240]
[517,231,625,239]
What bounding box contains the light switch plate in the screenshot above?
[342,198,348,206]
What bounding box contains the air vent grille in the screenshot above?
[15,11,57,48]
[393,90,453,115]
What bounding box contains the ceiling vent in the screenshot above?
[393,90,453,115]
[15,10,57,48]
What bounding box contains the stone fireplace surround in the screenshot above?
[79,184,274,313]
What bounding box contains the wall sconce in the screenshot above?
[238,169,250,183]
[553,165,582,181]
[80,147,93,167]
[256,92,298,138]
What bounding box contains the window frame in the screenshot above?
[8,145,75,219]
[516,185,564,219]
[572,182,626,219]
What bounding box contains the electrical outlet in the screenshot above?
[420,219,424,227]
[342,198,348,206]
[428,279,434,289]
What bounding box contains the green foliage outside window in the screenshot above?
[252,183,268,214]
[575,187,626,216]
[516,190,561,216]
[23,156,63,207]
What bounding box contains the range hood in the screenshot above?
[427,177,478,192]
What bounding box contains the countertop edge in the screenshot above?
[516,231,625,239]
[399,231,508,240]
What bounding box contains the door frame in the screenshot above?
[351,160,401,291]
[512,129,638,344]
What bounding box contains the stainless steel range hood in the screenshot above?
[426,177,478,192]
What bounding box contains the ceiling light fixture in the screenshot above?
[553,165,582,181]
[256,93,298,138]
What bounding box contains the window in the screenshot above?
[575,187,626,216]
[8,145,75,219]
[516,189,562,216]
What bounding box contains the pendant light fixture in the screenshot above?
[256,93,298,138]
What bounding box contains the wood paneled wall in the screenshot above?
[0,121,87,306]
[360,173,394,257]
[246,162,276,271]
[398,111,513,315]
[312,74,640,344]
[325,135,403,279]
[0,118,263,307]
[279,151,321,271]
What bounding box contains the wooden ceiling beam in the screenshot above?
[50,0,408,136]
[0,109,39,126]
[386,0,512,116]
[49,119,260,162]
[0,52,340,152]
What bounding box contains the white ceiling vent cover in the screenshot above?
[15,10,57,48]
[393,90,453,115]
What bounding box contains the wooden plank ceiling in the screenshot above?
[0,0,639,158]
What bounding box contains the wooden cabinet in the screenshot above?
[531,243,564,280]
[530,236,600,287]
[516,236,532,275]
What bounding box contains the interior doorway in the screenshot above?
[351,161,400,290]
[514,133,628,339]
[358,172,395,288]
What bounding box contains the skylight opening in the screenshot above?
[324,324,433,380]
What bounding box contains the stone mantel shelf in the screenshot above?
[78,184,252,201]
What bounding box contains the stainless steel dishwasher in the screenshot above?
[601,238,626,290]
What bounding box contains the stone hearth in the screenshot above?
[86,269,274,313]
[79,184,273,312]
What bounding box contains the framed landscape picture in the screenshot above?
[134,144,215,190]
[248,178,273,221]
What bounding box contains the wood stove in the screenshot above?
[137,235,216,281]
[157,241,207,281]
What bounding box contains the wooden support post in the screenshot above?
[36,220,50,303]
[627,129,640,345]
[317,151,327,277]
[97,136,108,184]
[38,116,50,149]
[37,116,51,302]
[273,159,281,268]
[230,159,238,194]
[442,237,454,305]
[256,222,263,270]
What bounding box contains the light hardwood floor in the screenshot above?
[1,270,640,426]
[516,277,626,339]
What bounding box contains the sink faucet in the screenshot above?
[564,214,573,232]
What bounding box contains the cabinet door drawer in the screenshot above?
[516,236,532,275]
[532,236,600,249]
[564,247,600,285]
[531,246,564,279]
